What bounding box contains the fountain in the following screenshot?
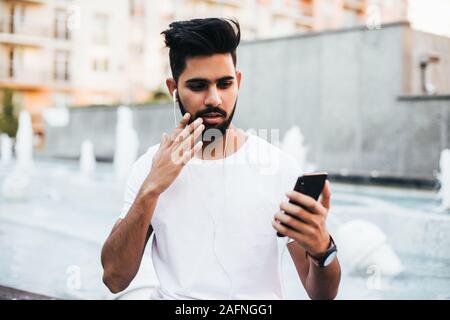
[278,125,404,278]
[438,149,450,209]
[1,111,448,299]
[245,128,256,136]
[79,140,96,179]
[281,126,315,173]
[335,220,404,277]
[15,111,34,171]
[113,106,139,181]
[1,133,13,165]
[1,111,34,201]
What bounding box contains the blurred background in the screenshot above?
[0,0,450,300]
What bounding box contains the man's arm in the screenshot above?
[272,180,341,299]
[287,239,341,300]
[101,187,159,293]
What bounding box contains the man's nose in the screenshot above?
[204,86,221,107]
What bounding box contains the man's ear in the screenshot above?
[166,78,177,96]
[236,71,242,89]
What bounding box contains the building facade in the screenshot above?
[0,0,410,136]
[0,0,151,135]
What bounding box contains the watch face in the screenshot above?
[323,251,337,267]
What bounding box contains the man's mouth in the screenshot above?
[201,112,224,124]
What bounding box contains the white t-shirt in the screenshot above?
[119,134,303,299]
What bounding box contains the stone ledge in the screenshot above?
[398,95,450,102]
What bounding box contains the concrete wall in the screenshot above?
[40,104,174,160]
[395,95,450,180]
[234,22,450,181]
[40,22,450,181]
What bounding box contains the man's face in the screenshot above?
[174,53,241,136]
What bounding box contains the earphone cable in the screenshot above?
[173,90,234,299]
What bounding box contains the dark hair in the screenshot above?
[161,17,241,82]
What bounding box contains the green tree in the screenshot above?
[0,89,19,138]
[153,88,170,102]
[146,88,170,104]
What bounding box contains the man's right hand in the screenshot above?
[143,113,205,195]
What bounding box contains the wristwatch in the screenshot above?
[307,236,337,268]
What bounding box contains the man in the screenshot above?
[101,18,341,300]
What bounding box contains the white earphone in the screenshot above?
[172,89,178,127]
[172,85,234,298]
[172,89,177,101]
[170,89,284,298]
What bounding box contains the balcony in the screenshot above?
[0,66,71,90]
[343,0,365,13]
[199,0,241,8]
[0,15,54,46]
[293,13,314,28]
[272,6,315,29]
[3,0,49,4]
[0,14,72,45]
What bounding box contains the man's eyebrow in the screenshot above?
[185,76,235,84]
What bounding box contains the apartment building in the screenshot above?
[0,0,151,135]
[0,0,410,136]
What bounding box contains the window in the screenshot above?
[130,43,144,57]
[93,13,108,45]
[129,0,145,17]
[92,58,109,72]
[298,0,313,17]
[8,4,26,34]
[8,47,24,78]
[54,50,70,81]
[54,8,71,40]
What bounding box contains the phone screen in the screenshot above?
[290,172,328,204]
[277,172,328,237]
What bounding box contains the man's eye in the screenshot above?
[188,83,207,91]
[218,81,232,89]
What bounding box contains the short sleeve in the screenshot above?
[118,145,158,219]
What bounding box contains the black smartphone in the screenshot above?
[277,172,328,237]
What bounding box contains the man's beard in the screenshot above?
[177,93,237,138]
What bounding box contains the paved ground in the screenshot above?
[0,285,56,300]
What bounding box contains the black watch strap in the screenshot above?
[307,236,337,268]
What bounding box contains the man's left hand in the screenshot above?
[272,180,332,258]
